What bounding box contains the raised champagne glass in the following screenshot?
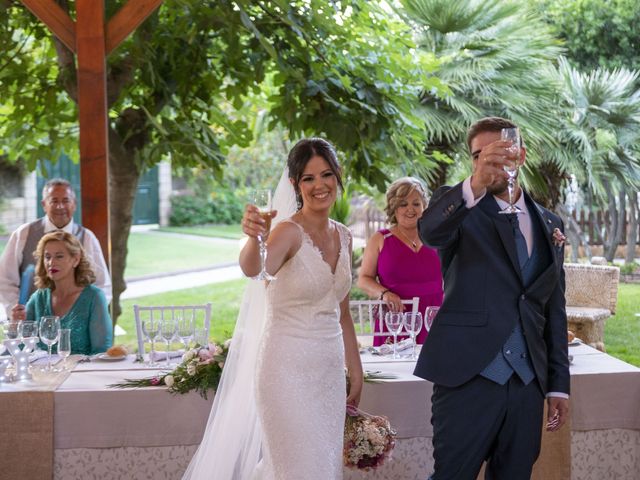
[251,189,275,281]
[498,127,523,214]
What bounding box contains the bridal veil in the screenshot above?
[182,169,297,480]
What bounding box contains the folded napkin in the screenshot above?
[375,338,414,356]
[150,350,185,362]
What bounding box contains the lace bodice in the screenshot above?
[265,219,352,338]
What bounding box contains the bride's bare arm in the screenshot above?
[239,205,301,277]
[341,237,363,406]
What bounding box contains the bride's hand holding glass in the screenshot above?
[242,191,277,281]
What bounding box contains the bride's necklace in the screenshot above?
[395,227,421,251]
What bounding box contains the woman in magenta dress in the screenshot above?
[358,177,443,346]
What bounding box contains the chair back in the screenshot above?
[348,297,419,339]
[133,303,212,355]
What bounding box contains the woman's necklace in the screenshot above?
[395,227,421,251]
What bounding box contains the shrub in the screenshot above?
[169,190,244,226]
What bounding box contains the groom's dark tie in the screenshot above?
[507,213,529,269]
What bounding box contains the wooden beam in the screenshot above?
[20,0,76,52]
[105,0,162,55]
[76,0,110,268]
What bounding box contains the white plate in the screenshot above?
[568,339,581,346]
[96,353,127,361]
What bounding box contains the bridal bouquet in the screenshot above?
[110,340,230,399]
[343,405,396,470]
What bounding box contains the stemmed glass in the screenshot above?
[403,312,423,360]
[18,321,39,343]
[159,319,177,368]
[39,316,60,371]
[177,314,194,352]
[384,312,404,359]
[425,306,440,333]
[58,329,71,370]
[251,189,275,281]
[499,127,523,214]
[142,319,160,366]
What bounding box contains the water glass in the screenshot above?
[425,306,440,332]
[177,314,195,350]
[58,329,71,370]
[18,321,38,342]
[142,319,160,366]
[159,319,177,367]
[384,312,403,358]
[403,312,423,360]
[39,316,60,371]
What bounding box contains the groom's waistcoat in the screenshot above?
[479,205,551,385]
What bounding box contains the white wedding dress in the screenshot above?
[253,218,351,480]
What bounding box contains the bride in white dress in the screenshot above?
[183,138,363,480]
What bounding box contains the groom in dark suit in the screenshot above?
[414,117,570,479]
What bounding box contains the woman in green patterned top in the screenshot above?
[11,231,112,355]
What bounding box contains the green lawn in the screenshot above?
[116,278,248,350]
[157,224,244,240]
[114,279,640,367]
[125,231,240,278]
[604,283,640,366]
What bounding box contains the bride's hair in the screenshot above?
[287,138,343,209]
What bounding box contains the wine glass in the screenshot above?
[159,318,177,368]
[251,189,275,281]
[403,311,423,360]
[384,312,403,359]
[58,328,71,370]
[177,314,194,351]
[39,316,60,371]
[499,127,523,214]
[425,306,440,333]
[18,321,39,342]
[142,319,160,366]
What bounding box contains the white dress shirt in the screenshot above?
[0,217,112,313]
[462,177,568,400]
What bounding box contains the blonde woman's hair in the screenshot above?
[384,177,429,225]
[34,231,96,290]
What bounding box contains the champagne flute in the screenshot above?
[251,189,275,281]
[402,311,423,360]
[384,312,403,359]
[39,316,60,371]
[58,328,71,370]
[499,127,523,214]
[425,306,440,333]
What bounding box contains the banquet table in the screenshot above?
[0,343,639,480]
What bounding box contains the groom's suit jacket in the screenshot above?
[413,182,570,396]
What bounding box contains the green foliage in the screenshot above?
[398,0,565,193]
[619,262,639,275]
[534,0,640,72]
[169,191,244,226]
[554,57,640,200]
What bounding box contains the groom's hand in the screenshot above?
[545,397,569,432]
[470,140,512,197]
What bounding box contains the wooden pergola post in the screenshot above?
[20,0,163,272]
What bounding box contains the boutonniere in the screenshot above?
[552,228,566,247]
